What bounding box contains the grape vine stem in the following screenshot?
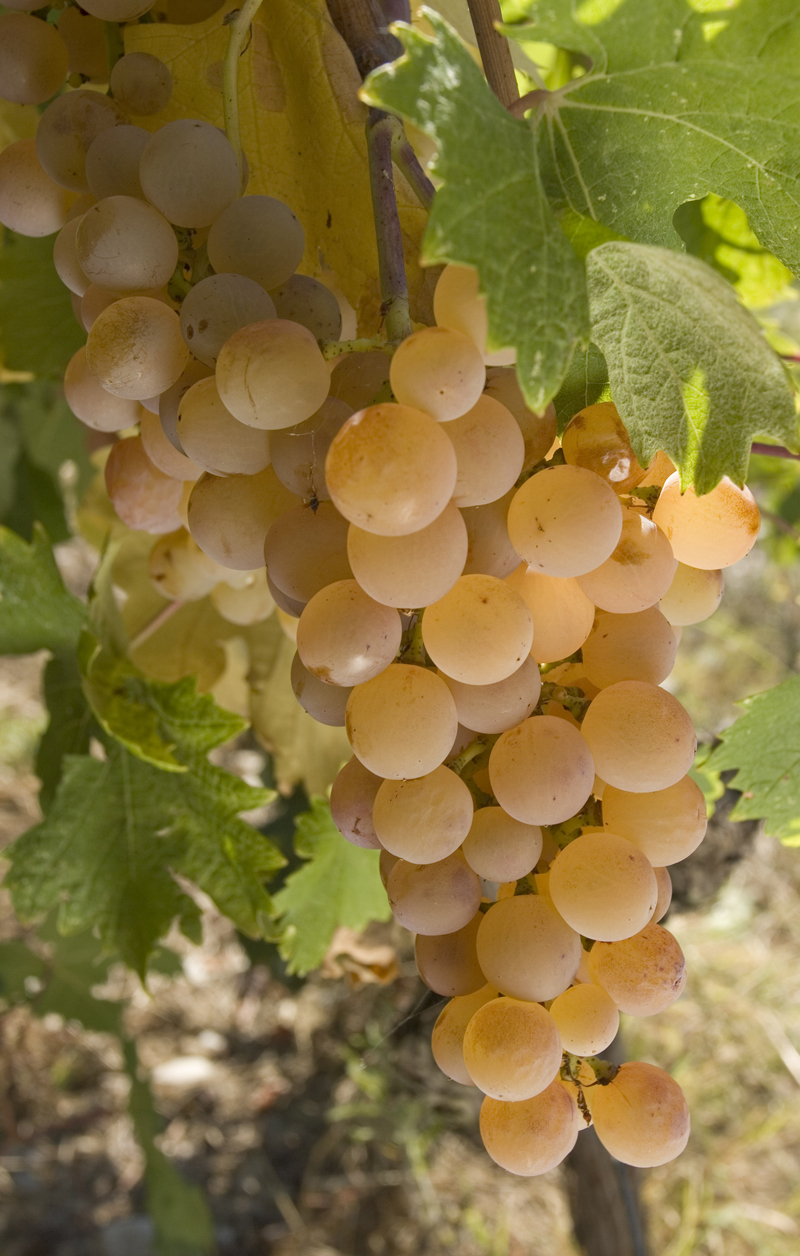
[751,442,800,461]
[223,0,264,189]
[466,0,519,108]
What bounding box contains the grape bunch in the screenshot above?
[0,20,762,1178]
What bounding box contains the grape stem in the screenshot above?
[103,22,125,76]
[466,0,520,108]
[751,442,800,461]
[387,113,435,212]
[447,735,487,776]
[319,334,390,361]
[129,599,185,653]
[367,109,414,342]
[223,0,265,190]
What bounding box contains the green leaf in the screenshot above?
[2,451,70,543]
[0,524,86,654]
[273,797,391,976]
[0,940,45,1006]
[36,652,97,811]
[32,923,123,1035]
[0,230,85,377]
[363,10,590,410]
[586,242,798,494]
[499,0,607,71]
[0,413,21,517]
[689,745,725,820]
[706,675,800,843]
[552,341,610,432]
[11,380,94,501]
[502,0,693,73]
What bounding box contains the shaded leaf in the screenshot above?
[0,524,86,654]
[36,652,97,811]
[552,341,609,432]
[0,231,85,377]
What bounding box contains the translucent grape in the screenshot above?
[269,274,342,341]
[139,119,239,228]
[210,570,275,626]
[549,832,658,942]
[601,776,707,866]
[216,319,330,431]
[188,466,298,570]
[431,984,498,1085]
[389,325,486,422]
[346,503,466,609]
[507,465,623,577]
[652,866,672,922]
[461,490,520,579]
[580,680,696,793]
[373,766,473,864]
[267,575,306,618]
[577,506,677,613]
[159,358,213,452]
[110,52,172,115]
[36,89,125,192]
[329,349,390,411]
[64,345,140,433]
[581,607,678,688]
[79,0,156,17]
[446,395,525,507]
[0,138,75,237]
[476,894,582,1002]
[207,195,304,289]
[148,529,224,600]
[80,285,118,332]
[329,756,383,850]
[433,263,514,364]
[587,922,687,1016]
[269,399,352,501]
[462,807,542,881]
[56,8,108,83]
[264,502,352,603]
[325,403,458,537]
[345,663,458,779]
[480,1080,581,1176]
[139,409,200,481]
[505,564,594,664]
[422,574,533,686]
[290,654,350,726]
[296,579,402,687]
[652,472,760,568]
[439,655,541,735]
[463,997,561,1101]
[85,125,149,201]
[387,852,482,935]
[76,196,179,294]
[562,402,646,492]
[489,716,595,826]
[179,273,277,368]
[177,377,271,476]
[484,367,557,469]
[415,915,485,998]
[379,848,399,890]
[659,562,724,625]
[53,218,90,296]
[105,436,184,534]
[86,297,188,400]
[549,983,619,1056]
[0,13,68,104]
[586,1061,690,1167]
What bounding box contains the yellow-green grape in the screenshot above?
[587,922,687,1016]
[389,325,486,422]
[207,195,305,290]
[484,366,557,469]
[269,399,352,502]
[159,357,214,452]
[264,502,352,603]
[476,894,582,1002]
[585,1062,690,1168]
[415,914,486,998]
[296,579,402,687]
[439,655,541,735]
[56,7,108,82]
[461,489,521,579]
[433,263,515,365]
[209,570,275,626]
[110,52,172,115]
[0,138,75,237]
[387,852,482,935]
[580,680,696,793]
[179,273,277,368]
[577,505,678,613]
[36,89,125,192]
[0,13,68,104]
[505,564,595,664]
[548,832,658,942]
[652,472,760,568]
[379,848,399,889]
[329,349,391,411]
[652,866,672,922]
[216,319,330,431]
[76,196,179,294]
[461,807,542,882]
[480,1079,582,1176]
[64,345,140,433]
[86,297,189,399]
[187,466,298,570]
[549,983,619,1056]
[177,377,271,477]
[601,776,707,866]
[372,766,473,864]
[269,274,342,341]
[53,218,90,296]
[562,402,647,493]
[422,574,533,685]
[446,395,525,507]
[290,653,350,727]
[431,984,498,1084]
[148,529,225,601]
[463,997,562,1101]
[489,715,595,826]
[105,435,184,535]
[345,663,458,779]
[139,409,200,481]
[659,562,724,625]
[507,465,623,577]
[581,607,678,688]
[139,119,239,228]
[329,756,383,850]
[80,285,118,332]
[347,501,467,609]
[85,125,149,201]
[325,402,458,536]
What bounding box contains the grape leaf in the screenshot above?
[501,0,693,73]
[363,10,589,410]
[0,524,86,654]
[586,242,798,494]
[36,653,97,811]
[706,676,800,844]
[273,797,390,975]
[0,231,85,377]
[31,922,124,1035]
[552,341,610,432]
[0,940,45,1007]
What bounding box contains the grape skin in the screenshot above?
[507,464,623,578]
[462,807,542,882]
[439,654,542,735]
[653,473,760,569]
[505,564,595,665]
[580,680,696,793]
[345,663,458,780]
[296,579,402,687]
[463,997,562,1101]
[446,394,525,507]
[582,607,678,689]
[431,984,498,1085]
[489,715,595,826]
[105,436,184,535]
[188,467,299,571]
[602,776,707,866]
[86,297,189,400]
[587,922,687,1016]
[476,894,582,1003]
[422,574,534,686]
[548,831,658,942]
[389,325,486,423]
[577,506,678,614]
[216,319,331,432]
[586,1061,690,1168]
[387,852,482,935]
[415,914,486,998]
[480,1079,582,1176]
[330,756,383,850]
[0,13,68,105]
[372,766,474,864]
[549,983,620,1056]
[0,139,75,237]
[290,654,350,727]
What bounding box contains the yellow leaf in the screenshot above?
[125,0,432,332]
[0,100,39,152]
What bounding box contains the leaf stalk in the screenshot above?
[223,0,264,189]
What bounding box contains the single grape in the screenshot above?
[0,139,75,237]
[433,263,514,364]
[505,564,595,665]
[587,922,687,1015]
[85,125,149,201]
[439,655,541,735]
[461,489,521,579]
[422,574,533,686]
[269,274,342,341]
[387,852,482,935]
[476,894,582,1003]
[110,52,172,115]
[210,570,274,626]
[345,663,458,779]
[601,776,707,866]
[480,1079,582,1176]
[86,297,189,400]
[139,409,200,481]
[179,273,277,368]
[347,502,467,609]
[577,505,678,614]
[269,398,352,501]
[489,716,595,826]
[267,574,306,619]
[580,680,696,793]
[549,983,620,1056]
[659,562,724,625]
[652,866,672,922]
[264,502,352,603]
[53,218,90,296]
[415,914,485,998]
[652,472,760,568]
[431,984,498,1085]
[373,766,473,864]
[463,997,562,1101]
[462,807,542,882]
[296,579,402,687]
[507,465,623,577]
[0,13,68,104]
[484,367,557,469]
[139,119,239,228]
[148,529,224,601]
[562,402,646,492]
[64,345,140,433]
[581,607,678,688]
[389,325,486,422]
[159,358,214,452]
[105,436,184,534]
[207,195,305,289]
[76,196,179,294]
[549,832,658,941]
[446,394,525,507]
[586,1061,690,1168]
[177,377,271,476]
[329,756,383,850]
[216,319,330,430]
[36,89,125,192]
[329,349,391,411]
[290,653,350,726]
[187,466,299,570]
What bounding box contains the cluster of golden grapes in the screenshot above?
[0,10,762,1177]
